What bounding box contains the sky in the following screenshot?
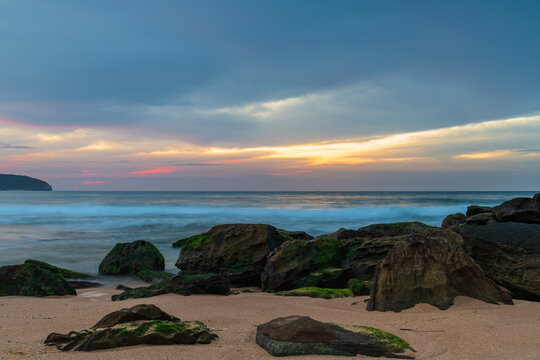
[0,0,539,190]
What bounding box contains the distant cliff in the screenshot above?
[0,174,52,191]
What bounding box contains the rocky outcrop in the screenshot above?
[45,304,216,351]
[491,193,540,224]
[24,259,91,279]
[99,240,165,275]
[0,174,52,191]
[441,213,466,228]
[455,222,540,301]
[368,229,513,312]
[112,272,230,301]
[256,316,414,358]
[175,224,290,286]
[136,270,174,283]
[0,263,76,297]
[465,212,494,226]
[261,237,347,291]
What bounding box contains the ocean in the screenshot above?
[0,191,536,275]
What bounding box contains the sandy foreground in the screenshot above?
[0,287,539,360]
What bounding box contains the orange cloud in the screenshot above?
[128,166,178,175]
[82,180,105,185]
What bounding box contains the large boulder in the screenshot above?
[465,212,494,226]
[0,263,76,297]
[367,229,513,312]
[327,222,433,241]
[24,259,91,279]
[175,224,290,286]
[441,213,466,228]
[256,316,414,358]
[45,304,216,351]
[261,237,347,291]
[466,205,492,217]
[491,193,540,224]
[112,272,230,301]
[99,240,165,275]
[455,222,540,301]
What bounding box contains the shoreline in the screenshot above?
[1,289,539,359]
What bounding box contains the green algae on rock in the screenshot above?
[136,270,174,283]
[276,286,353,299]
[99,240,165,275]
[45,304,217,351]
[339,325,415,353]
[0,263,76,297]
[24,259,91,279]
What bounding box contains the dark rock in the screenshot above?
[441,213,466,228]
[115,285,132,291]
[277,229,314,241]
[367,229,513,312]
[92,304,178,328]
[276,287,354,299]
[465,212,494,226]
[112,272,230,301]
[0,263,76,297]
[256,315,414,358]
[0,174,52,191]
[261,237,346,291]
[24,259,91,279]
[466,205,492,217]
[99,240,165,275]
[491,193,540,224]
[347,278,369,296]
[355,222,433,238]
[69,281,102,289]
[455,222,540,301]
[175,224,290,286]
[136,270,174,283]
[45,304,216,351]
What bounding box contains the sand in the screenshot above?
[0,288,539,360]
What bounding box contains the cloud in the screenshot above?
[82,180,104,185]
[0,143,31,149]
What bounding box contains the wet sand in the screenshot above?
[0,288,539,359]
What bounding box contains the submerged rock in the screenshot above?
[256,315,414,358]
[112,272,230,301]
[491,193,540,224]
[368,229,513,312]
[175,224,290,286]
[99,240,165,275]
[261,237,347,291]
[24,259,91,279]
[45,304,216,351]
[0,263,76,297]
[456,222,540,301]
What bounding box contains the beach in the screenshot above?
[1,288,539,359]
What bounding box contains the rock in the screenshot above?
[115,284,132,291]
[466,205,492,217]
[491,193,540,224]
[455,222,540,301]
[441,213,466,228]
[92,304,178,328]
[276,287,353,299]
[175,224,291,286]
[45,304,216,351]
[112,272,230,301]
[24,259,91,279]
[136,270,174,283]
[261,237,346,291]
[256,316,414,358]
[69,281,102,289]
[0,174,52,191]
[277,229,314,241]
[355,222,433,238]
[99,240,165,275]
[465,212,494,226]
[367,229,513,312]
[0,263,76,297]
[347,278,369,296]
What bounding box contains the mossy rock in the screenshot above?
[172,234,212,249]
[24,259,91,279]
[338,324,415,353]
[45,304,217,351]
[99,240,165,275]
[136,270,174,283]
[347,278,369,296]
[357,222,434,238]
[0,263,76,297]
[276,287,353,299]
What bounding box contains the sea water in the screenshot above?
[0,191,536,275]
